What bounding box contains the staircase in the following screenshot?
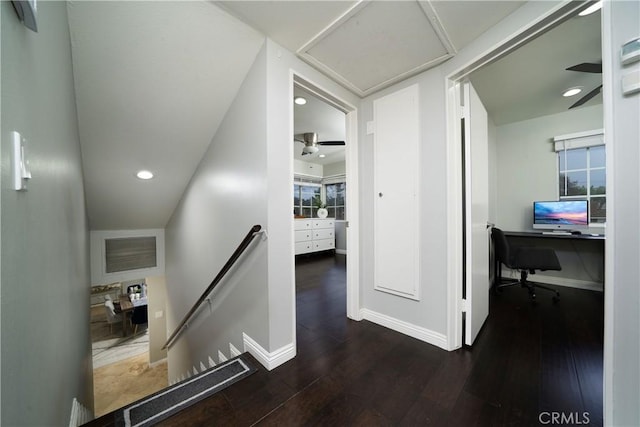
[113,351,257,427]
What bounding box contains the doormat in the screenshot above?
[115,354,257,426]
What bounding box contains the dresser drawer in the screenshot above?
[295,241,313,255]
[295,230,313,242]
[294,219,312,231]
[313,228,334,240]
[314,239,335,251]
[313,219,335,229]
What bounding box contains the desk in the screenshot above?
[503,231,605,241]
[496,231,605,290]
[119,295,148,336]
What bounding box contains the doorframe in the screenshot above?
[444,2,598,350]
[290,71,361,321]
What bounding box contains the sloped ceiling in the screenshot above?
[67,1,265,229]
[470,10,602,125]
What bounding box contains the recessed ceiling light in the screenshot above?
[563,87,583,97]
[579,1,602,16]
[294,96,307,105]
[136,170,154,180]
[319,154,326,158]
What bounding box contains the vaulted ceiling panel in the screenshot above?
[300,1,453,95]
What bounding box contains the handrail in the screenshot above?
[162,224,263,350]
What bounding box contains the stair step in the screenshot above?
[114,353,257,426]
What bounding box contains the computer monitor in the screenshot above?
[533,200,589,232]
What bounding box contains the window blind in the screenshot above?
[105,236,157,273]
[554,129,604,152]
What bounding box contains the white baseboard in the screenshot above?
[242,333,296,371]
[360,308,448,350]
[335,249,347,255]
[533,275,603,292]
[149,357,167,368]
[501,272,604,292]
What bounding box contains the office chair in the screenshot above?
[492,227,561,301]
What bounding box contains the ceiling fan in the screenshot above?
[294,132,345,156]
[566,62,602,109]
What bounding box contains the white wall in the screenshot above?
[1,2,92,424]
[357,1,569,347]
[603,0,640,424]
[323,161,346,177]
[360,67,450,342]
[146,276,168,364]
[293,159,323,178]
[164,42,270,377]
[495,105,603,231]
[264,39,359,352]
[163,34,359,375]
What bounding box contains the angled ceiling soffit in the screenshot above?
[296,0,456,97]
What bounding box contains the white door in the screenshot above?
[463,81,490,346]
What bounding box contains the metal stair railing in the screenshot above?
[162,224,263,350]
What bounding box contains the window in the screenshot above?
[325,182,346,220]
[558,145,606,223]
[293,182,321,218]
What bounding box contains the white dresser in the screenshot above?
[294,218,335,255]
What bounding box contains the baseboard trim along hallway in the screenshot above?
[242,332,296,371]
[361,308,448,350]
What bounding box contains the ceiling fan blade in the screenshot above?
[317,140,345,146]
[566,63,602,73]
[569,84,603,109]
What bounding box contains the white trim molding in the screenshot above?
[243,333,296,371]
[360,308,448,350]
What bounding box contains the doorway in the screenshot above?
[446,0,605,421]
[291,75,360,323]
[446,0,604,348]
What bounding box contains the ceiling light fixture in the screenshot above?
[294,96,307,105]
[301,145,319,155]
[136,170,154,180]
[563,87,583,97]
[579,1,602,16]
[319,154,326,158]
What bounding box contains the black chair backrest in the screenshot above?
[131,305,148,324]
[491,228,512,267]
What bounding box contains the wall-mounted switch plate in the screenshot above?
[12,131,31,191]
[366,121,375,135]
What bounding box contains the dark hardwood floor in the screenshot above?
[89,252,604,426]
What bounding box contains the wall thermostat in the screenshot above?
[621,37,640,65]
